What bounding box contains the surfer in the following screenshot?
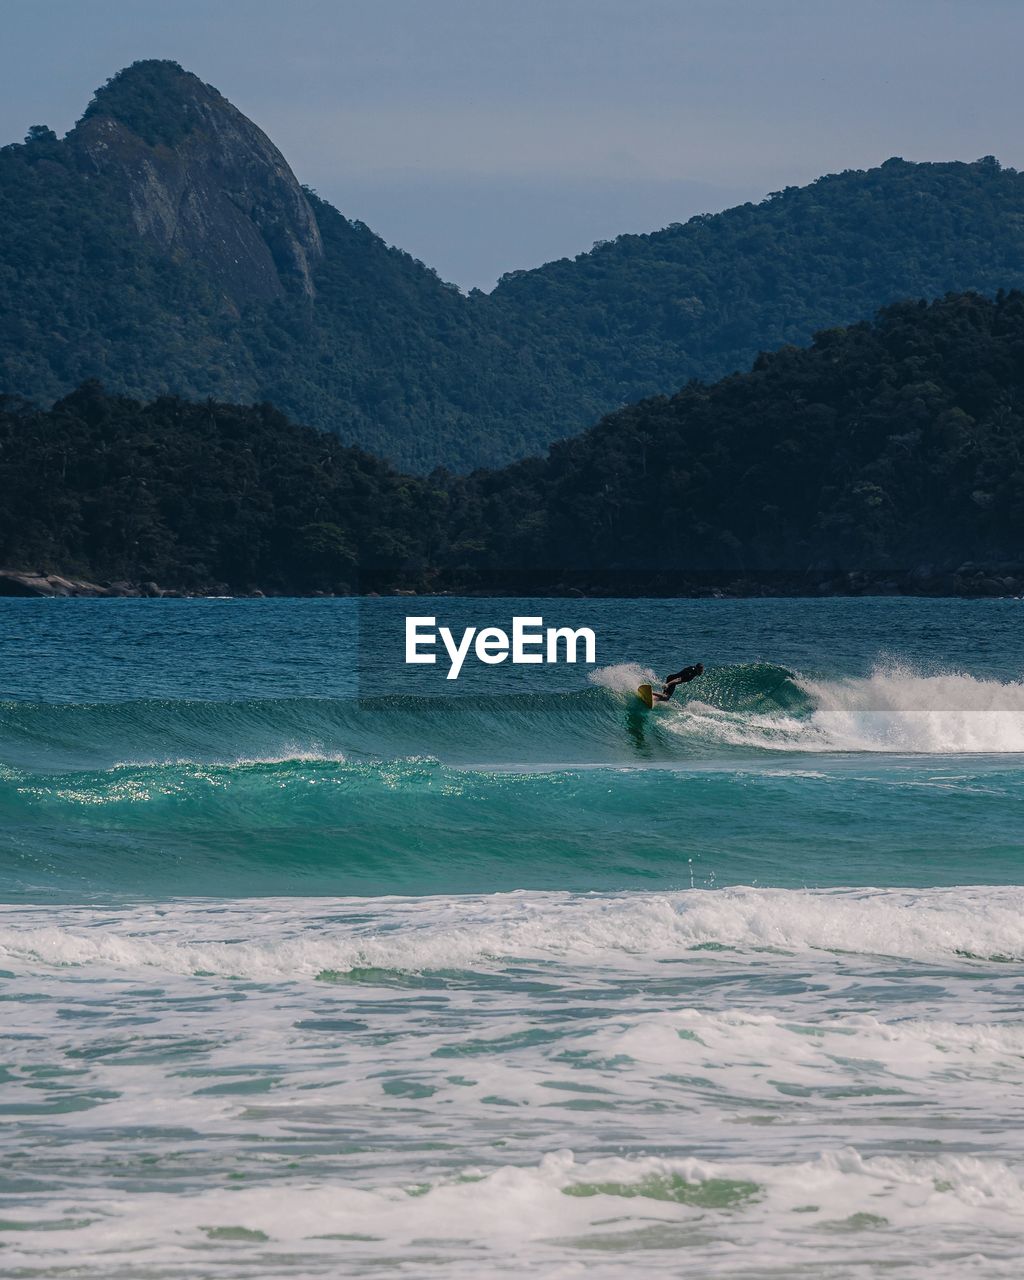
[650,662,703,702]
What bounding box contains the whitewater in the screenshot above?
[1,596,1023,1277]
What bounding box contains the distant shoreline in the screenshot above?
[3,568,1021,601]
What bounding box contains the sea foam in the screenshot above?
[661,663,1024,754]
[3,885,1023,979]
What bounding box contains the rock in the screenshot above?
[70,61,322,305]
[0,571,52,596]
[140,581,162,597]
[0,570,112,596]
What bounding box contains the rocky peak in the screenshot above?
[69,60,322,303]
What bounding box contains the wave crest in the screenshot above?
[3,886,1023,978]
[3,661,1022,769]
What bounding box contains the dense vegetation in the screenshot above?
[79,59,206,147]
[0,382,445,594]
[3,293,1022,595]
[5,61,1024,471]
[460,290,1024,592]
[487,154,1024,425]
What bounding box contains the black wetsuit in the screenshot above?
[651,663,704,702]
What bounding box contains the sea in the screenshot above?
[1,596,1023,1278]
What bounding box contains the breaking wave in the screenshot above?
[4,885,1024,978]
[3,662,1024,773]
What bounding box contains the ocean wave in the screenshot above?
[676,663,1024,754]
[3,1145,1022,1275]
[3,886,1024,978]
[4,661,1023,898]
[3,662,1022,775]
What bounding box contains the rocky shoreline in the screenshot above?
[2,567,1023,600]
[0,570,243,599]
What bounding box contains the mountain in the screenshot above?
[73,59,323,303]
[5,61,1024,471]
[486,154,1024,419]
[0,381,436,594]
[458,290,1024,591]
[0,61,541,470]
[3,293,1023,596]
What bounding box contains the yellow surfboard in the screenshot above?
[637,683,654,709]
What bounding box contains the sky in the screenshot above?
[2,0,1022,291]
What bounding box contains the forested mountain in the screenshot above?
[0,381,439,594]
[461,290,1024,590]
[0,61,553,471]
[487,154,1024,423]
[5,61,1024,470]
[3,293,1023,596]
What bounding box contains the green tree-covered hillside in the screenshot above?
[5,62,1024,470]
[2,293,1023,595]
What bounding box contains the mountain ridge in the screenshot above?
[5,60,1024,470]
[2,292,1022,597]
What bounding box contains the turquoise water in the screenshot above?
[2,598,1024,1276]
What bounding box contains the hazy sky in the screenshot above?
[2,0,1021,290]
